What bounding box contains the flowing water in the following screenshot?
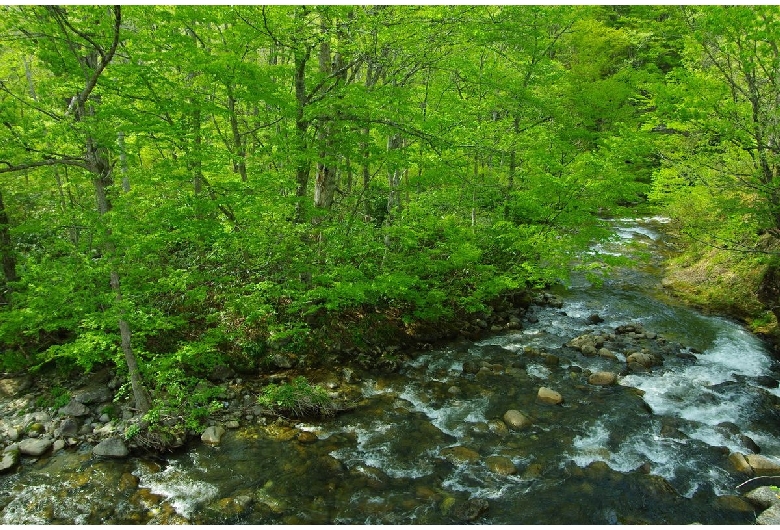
[2,217,780,524]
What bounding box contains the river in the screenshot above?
[2,217,780,524]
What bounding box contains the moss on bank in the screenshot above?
[659,238,780,349]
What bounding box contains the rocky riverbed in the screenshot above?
[2,306,780,524]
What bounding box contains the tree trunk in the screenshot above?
[0,188,17,305]
[118,131,130,192]
[386,133,404,223]
[227,84,248,182]
[293,49,311,222]
[314,20,337,210]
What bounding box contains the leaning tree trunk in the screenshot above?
[91,167,151,414]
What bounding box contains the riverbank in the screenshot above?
[0,286,546,461]
[654,221,780,355]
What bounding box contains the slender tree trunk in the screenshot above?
[118,131,130,192]
[23,57,37,101]
[293,49,311,222]
[190,105,204,197]
[386,133,404,223]
[227,84,248,182]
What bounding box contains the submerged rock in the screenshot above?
[296,431,318,444]
[488,419,509,437]
[441,446,480,464]
[503,410,532,430]
[485,455,516,475]
[451,497,489,522]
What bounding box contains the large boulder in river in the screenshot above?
[746,454,780,476]
[503,410,532,430]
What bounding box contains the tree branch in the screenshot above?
[66,6,122,117]
[0,158,89,174]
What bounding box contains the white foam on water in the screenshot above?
[134,459,219,520]
[566,420,612,468]
[622,324,772,429]
[526,363,551,380]
[1,475,116,524]
[328,423,435,479]
[397,382,489,437]
[441,464,529,500]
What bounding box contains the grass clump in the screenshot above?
[257,376,339,418]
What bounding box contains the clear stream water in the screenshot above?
[2,217,780,524]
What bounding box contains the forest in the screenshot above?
[1,5,779,439]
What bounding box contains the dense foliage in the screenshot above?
[0,6,777,422]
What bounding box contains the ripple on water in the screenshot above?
[2,484,60,524]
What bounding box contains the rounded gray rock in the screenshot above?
[93,436,129,458]
[58,400,90,417]
[0,449,19,473]
[19,437,53,456]
[201,425,226,445]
